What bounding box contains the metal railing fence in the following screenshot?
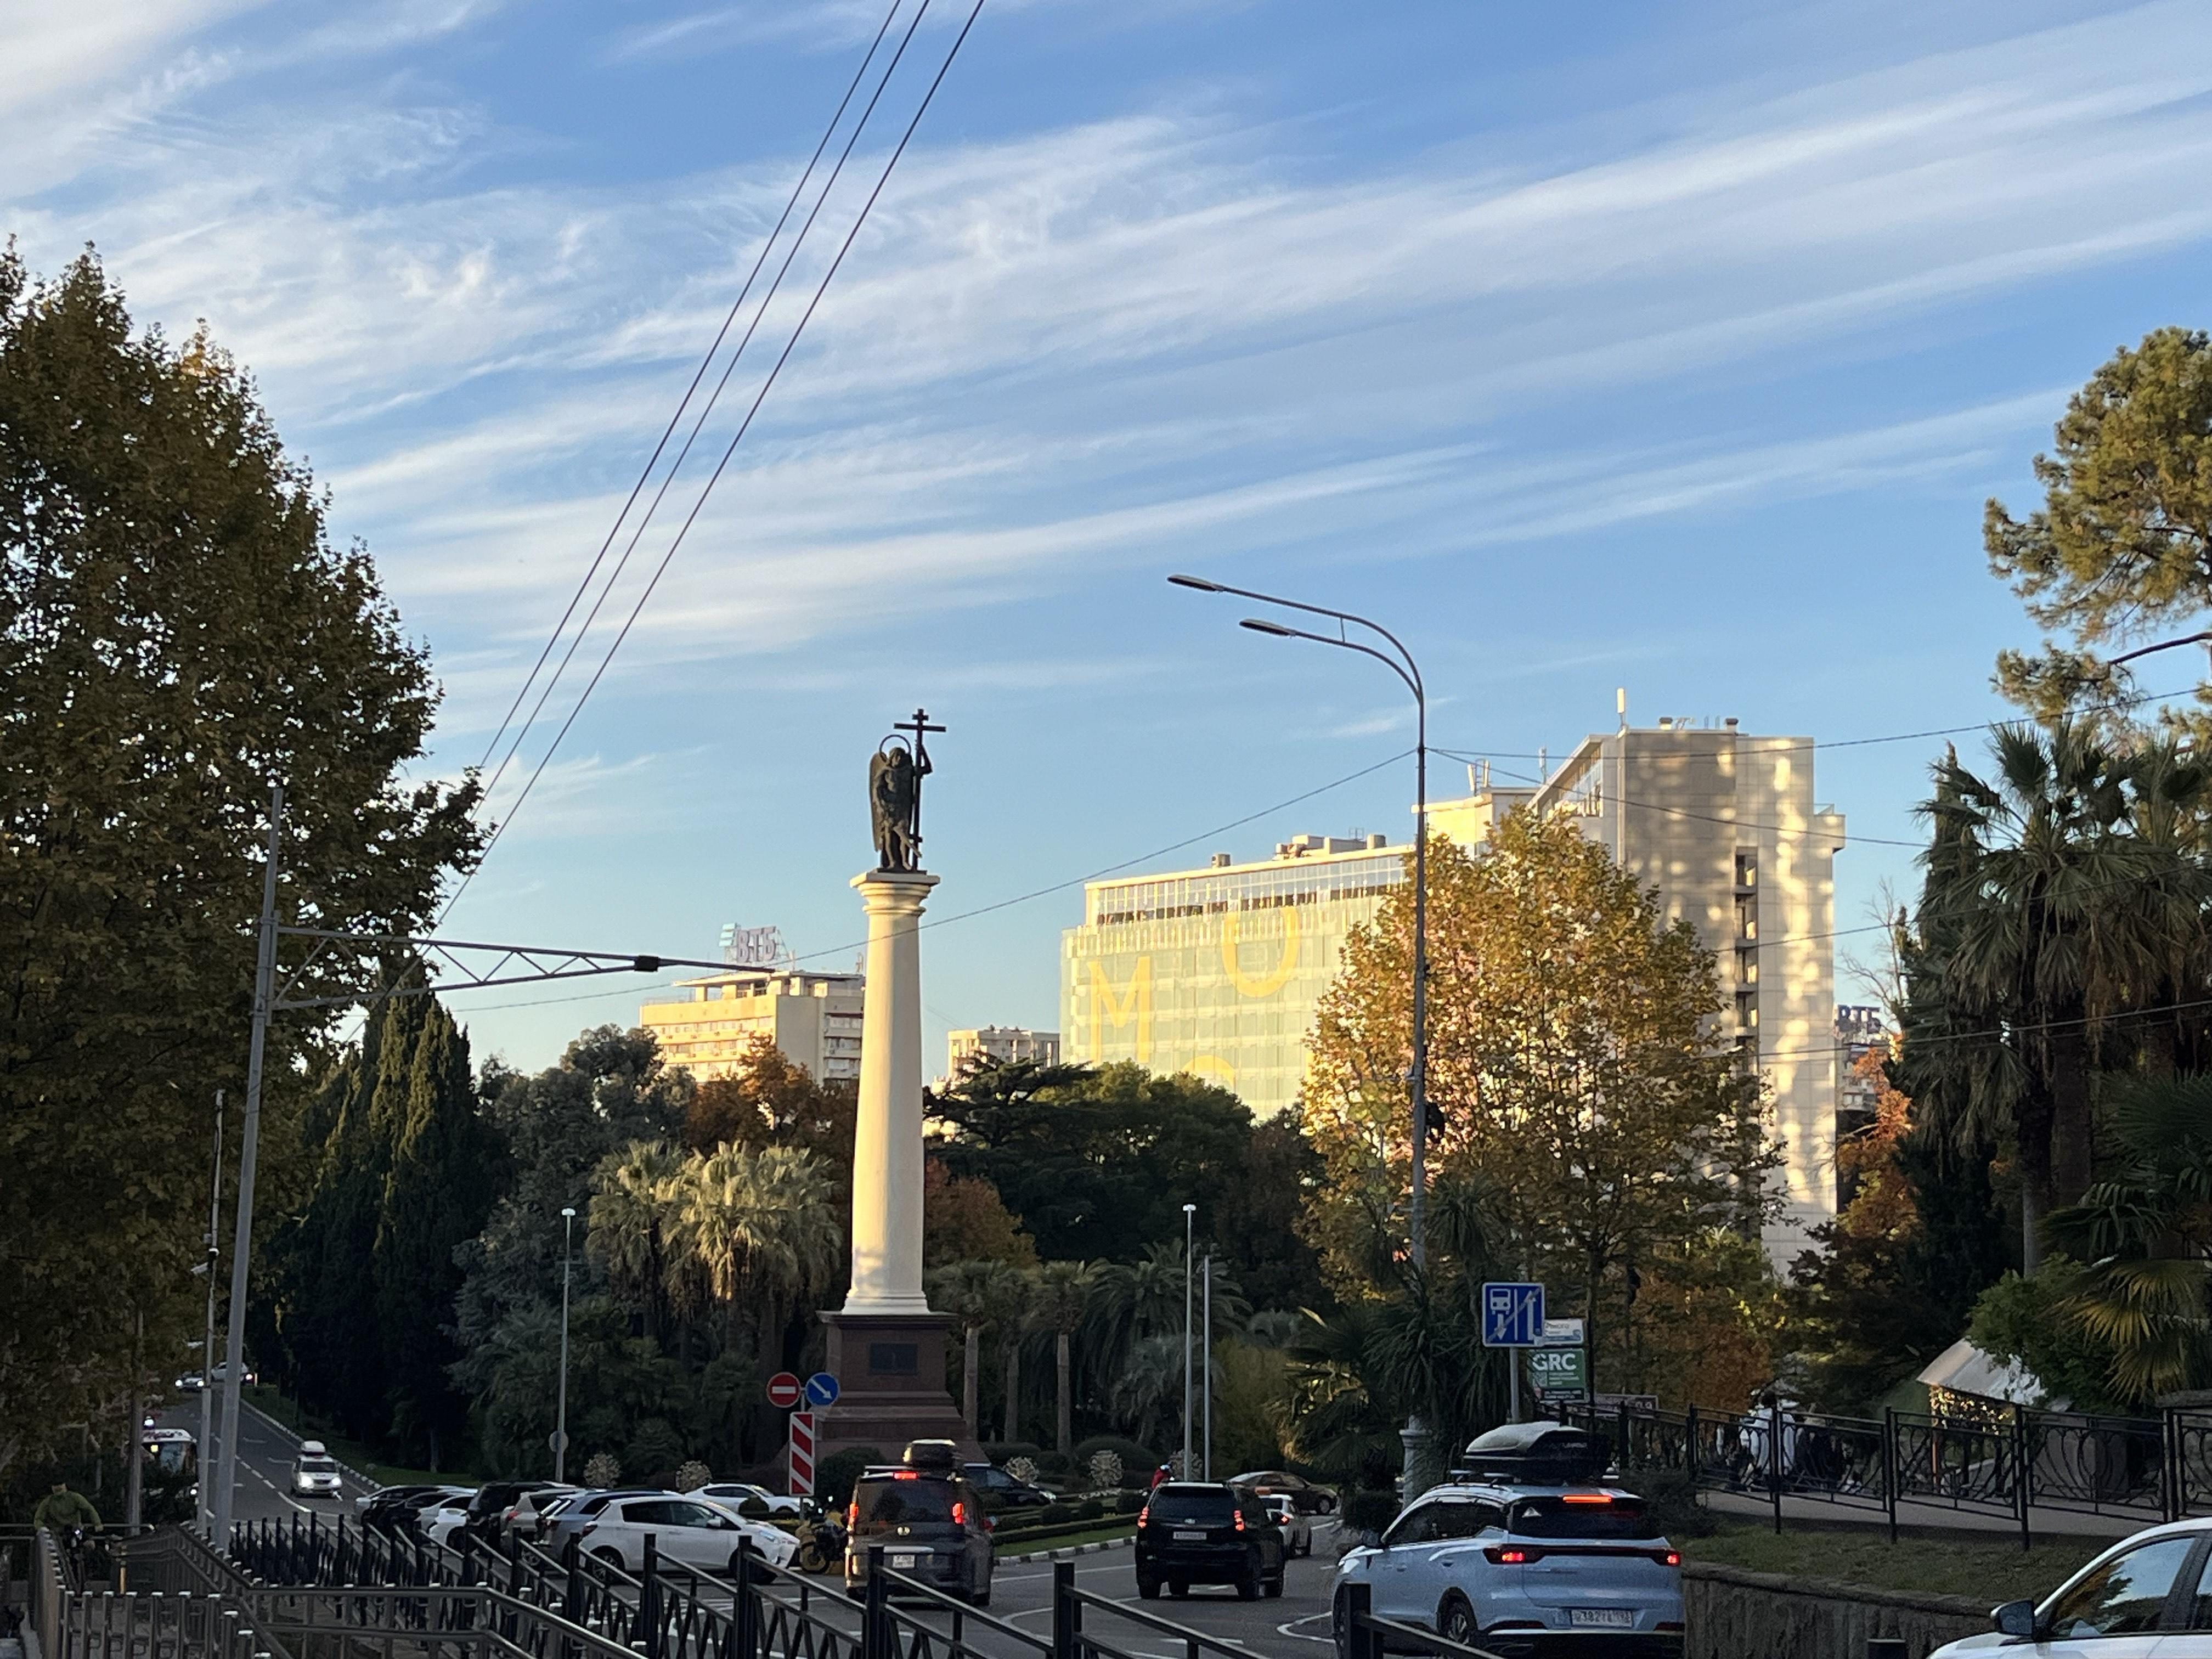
[1558,1396,2212,1545]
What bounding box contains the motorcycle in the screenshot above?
[791,1501,845,1575]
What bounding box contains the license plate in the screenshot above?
[1568,1610,1634,1629]
[1173,1530,1207,1542]
[889,1553,920,1569]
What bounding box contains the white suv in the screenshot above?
[1333,1482,1683,1656]
[1932,1517,2212,1656]
[575,1493,797,1576]
[291,1442,343,1499]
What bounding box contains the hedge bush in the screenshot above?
[1074,1497,1105,1521]
[815,1447,885,1506]
[1037,1502,1079,1527]
[983,1441,1043,1466]
[1622,1465,1717,1538]
[1070,1436,1158,1487]
[1341,1489,1401,1539]
[1110,1490,1143,1515]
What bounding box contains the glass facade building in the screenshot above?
[1059,836,1406,1118]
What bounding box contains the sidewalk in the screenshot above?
[1703,1486,2148,1540]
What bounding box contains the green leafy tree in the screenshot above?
[588,1140,687,1342]
[930,1060,1253,1263]
[1028,1260,1097,1454]
[674,1142,840,1365]
[928,1259,1023,1436]
[1305,815,1775,1385]
[1989,328,2212,730]
[375,998,495,1467]
[0,249,481,1479]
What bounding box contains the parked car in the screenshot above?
[363,1486,471,1535]
[1136,1481,1287,1601]
[1229,1470,1337,1515]
[1265,1496,1313,1558]
[691,1497,804,1571]
[501,1483,579,1543]
[1331,1477,1684,1657]
[420,1497,474,1550]
[690,1481,803,1520]
[844,1442,995,1607]
[1930,1516,2212,1657]
[452,1480,561,1546]
[573,1492,797,1576]
[291,1442,343,1499]
[963,1464,1056,1509]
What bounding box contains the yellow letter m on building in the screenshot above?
[1087,956,1153,1064]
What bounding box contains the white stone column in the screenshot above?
[843,869,939,1316]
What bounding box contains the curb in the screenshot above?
[1003,1534,1135,1564]
[240,1397,380,1494]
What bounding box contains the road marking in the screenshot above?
[1278,1613,1333,1645]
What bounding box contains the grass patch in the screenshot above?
[996,1520,1136,1555]
[241,1385,478,1489]
[1680,1519,2107,1604]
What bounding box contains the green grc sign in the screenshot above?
[1527,1345,1588,1401]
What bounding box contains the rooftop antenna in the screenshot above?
[1617,687,1628,730]
[1538,746,1549,781]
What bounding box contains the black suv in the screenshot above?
[1136,1482,1285,1601]
[963,1463,1055,1509]
[461,1480,568,1548]
[844,1442,995,1606]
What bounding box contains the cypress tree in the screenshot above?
[376,998,495,1468]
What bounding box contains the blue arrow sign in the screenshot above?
[804,1371,840,1407]
[1480,1282,1545,1347]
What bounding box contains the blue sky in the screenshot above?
[10,0,2212,1072]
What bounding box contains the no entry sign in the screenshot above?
[766,1372,803,1409]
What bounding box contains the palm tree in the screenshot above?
[675,1144,840,1361]
[1923,720,2200,1266]
[928,1259,1021,1435]
[588,1139,686,1341]
[2046,1074,2212,1403]
[1029,1261,1097,1453]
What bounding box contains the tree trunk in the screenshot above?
[2047,1025,2095,1209]
[1002,1340,1020,1443]
[1056,1330,1072,1453]
[963,1324,980,1434]
[2017,1085,2055,1275]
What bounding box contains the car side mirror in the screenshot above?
[1992,1600,2036,1638]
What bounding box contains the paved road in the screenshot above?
[154,1398,377,1527]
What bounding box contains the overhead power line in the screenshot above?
[446,0,989,919]
[471,0,910,789]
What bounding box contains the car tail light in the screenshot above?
[892,1471,920,1481]
[1483,1547,1538,1565]
[1234,1510,1246,1532]
[1560,1493,1611,1505]
[951,1502,966,1526]
[847,1501,859,1526]
[1136,1505,1150,1528]
[1662,1550,1681,1567]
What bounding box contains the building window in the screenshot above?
[1735,852,1757,889]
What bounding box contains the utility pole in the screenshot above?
[198,1090,224,1539]
[123,1310,145,1536]
[555,1206,576,1482]
[213,784,283,1548]
[1182,1203,1196,1478]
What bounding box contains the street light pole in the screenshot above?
[556,1206,577,1482]
[197,1090,224,1539]
[1202,1252,1213,1481]
[1182,1203,1196,1478]
[212,783,284,1549]
[1169,574,1439,1496]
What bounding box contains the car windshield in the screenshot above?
[1149,1487,1235,1525]
[1507,1496,1655,1539]
[299,1458,337,1474]
[853,1479,957,1527]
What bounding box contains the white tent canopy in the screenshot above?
[1917,1337,2064,1409]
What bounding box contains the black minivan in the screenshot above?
[1135,1482,1285,1601]
[844,1442,996,1606]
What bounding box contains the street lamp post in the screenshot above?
[196,1090,224,1539]
[1169,574,1440,1497]
[555,1206,577,1482]
[1182,1203,1197,1478]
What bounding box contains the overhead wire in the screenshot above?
[472,0,930,817]
[470,0,910,789]
[443,0,989,923]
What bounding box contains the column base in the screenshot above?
[813,1309,979,1469]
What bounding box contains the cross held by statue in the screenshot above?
[868,709,944,873]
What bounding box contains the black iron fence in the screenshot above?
[1557,1397,2212,1544]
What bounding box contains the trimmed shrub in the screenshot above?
[1074,1497,1106,1521]
[983,1441,1043,1466]
[1624,1465,1717,1538]
[1071,1436,1157,1486]
[815,1447,885,1506]
[1110,1489,1143,1515]
[1038,1502,1078,1527]
[1341,1489,1400,1541]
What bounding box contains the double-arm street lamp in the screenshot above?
[1168,574,1440,1489]
[556,1205,577,1482]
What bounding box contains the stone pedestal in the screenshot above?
[815,870,977,1463]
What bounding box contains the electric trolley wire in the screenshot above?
[458,746,1415,1011]
[445,0,989,921]
[473,0,928,815]
[471,0,909,788]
